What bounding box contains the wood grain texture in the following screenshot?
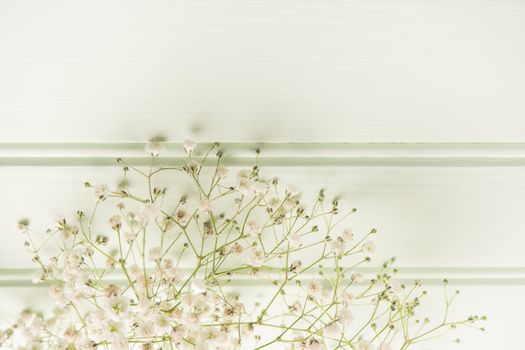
[0,0,524,142]
[1,164,524,269]
[1,1,524,347]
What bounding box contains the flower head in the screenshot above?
[145,140,165,157]
[94,184,109,201]
[183,139,196,154]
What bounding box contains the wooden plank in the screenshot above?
[1,165,524,268]
[4,142,525,166]
[0,0,524,142]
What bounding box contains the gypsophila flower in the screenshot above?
[190,279,207,294]
[306,280,321,297]
[323,322,340,338]
[342,227,354,241]
[108,215,122,231]
[333,236,346,255]
[183,139,196,154]
[357,339,375,350]
[288,231,302,248]
[174,208,189,225]
[252,181,268,194]
[245,220,260,236]
[249,249,265,267]
[217,165,229,178]
[145,140,165,157]
[148,247,161,262]
[362,240,376,254]
[3,139,483,350]
[231,243,244,256]
[289,260,302,273]
[32,270,45,284]
[198,199,211,213]
[94,184,109,201]
[338,308,354,326]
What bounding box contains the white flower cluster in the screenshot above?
[2,141,485,350]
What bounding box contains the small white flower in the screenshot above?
[341,291,355,306]
[48,284,63,300]
[136,321,155,338]
[289,260,302,274]
[128,264,141,279]
[285,184,300,197]
[154,313,173,334]
[288,231,302,248]
[304,338,324,350]
[145,140,165,157]
[306,280,321,297]
[338,308,354,326]
[183,139,196,154]
[230,243,244,256]
[140,202,159,222]
[236,170,253,195]
[110,335,129,350]
[323,322,340,338]
[352,271,364,283]
[108,215,122,231]
[32,270,45,284]
[198,199,211,213]
[174,208,189,225]
[379,344,392,350]
[94,184,109,201]
[105,296,129,319]
[148,247,162,262]
[332,236,346,255]
[252,181,268,194]
[362,240,376,254]
[388,278,403,293]
[342,228,354,241]
[217,165,229,178]
[268,197,281,210]
[237,177,253,195]
[245,220,260,236]
[357,339,375,350]
[190,279,207,294]
[289,300,303,313]
[249,249,265,267]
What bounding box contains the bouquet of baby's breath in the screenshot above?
[1,140,484,350]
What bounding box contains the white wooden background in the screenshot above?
[1,0,525,348]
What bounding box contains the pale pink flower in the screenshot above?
[148,247,162,262]
[306,280,321,297]
[94,184,109,201]
[231,243,244,256]
[323,322,340,338]
[362,240,376,254]
[217,165,229,178]
[245,220,260,236]
[338,308,354,326]
[190,279,207,294]
[249,249,265,267]
[108,215,122,231]
[288,231,302,248]
[198,199,211,213]
[357,339,375,350]
[183,139,196,154]
[252,181,268,194]
[174,208,189,225]
[342,228,354,241]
